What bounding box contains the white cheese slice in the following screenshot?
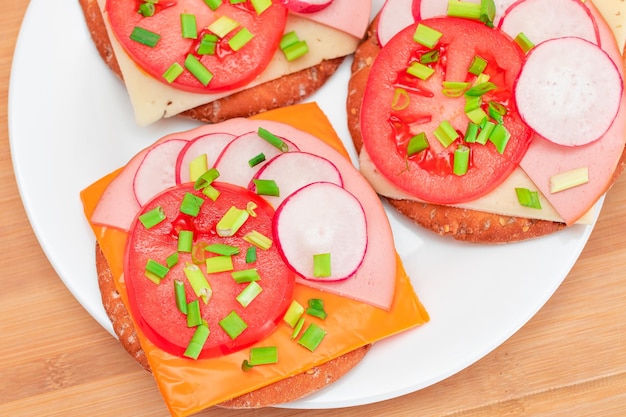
[96,0,360,125]
[594,0,626,51]
[358,147,595,224]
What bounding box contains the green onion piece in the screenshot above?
[515,188,542,209]
[465,81,497,97]
[206,243,240,256]
[249,346,278,365]
[453,145,470,176]
[466,107,488,125]
[282,40,309,61]
[283,300,305,328]
[280,31,300,50]
[245,246,257,264]
[248,152,266,167]
[306,298,328,320]
[391,87,410,111]
[203,0,222,10]
[434,120,459,148]
[468,55,488,76]
[184,54,213,86]
[297,323,327,352]
[216,206,249,237]
[479,0,496,27]
[291,316,305,339]
[258,127,289,151]
[208,15,239,38]
[253,179,280,197]
[243,230,272,250]
[174,280,188,314]
[180,13,198,39]
[475,121,496,145]
[138,206,166,229]
[407,132,429,156]
[206,255,234,273]
[189,154,208,182]
[180,193,205,217]
[419,49,440,64]
[489,124,511,154]
[186,299,203,327]
[464,95,482,113]
[514,32,534,53]
[464,122,479,143]
[130,26,161,47]
[197,33,218,55]
[163,62,184,83]
[236,281,263,308]
[251,0,272,14]
[146,259,169,279]
[230,0,247,4]
[488,101,507,123]
[202,185,221,201]
[194,168,220,190]
[313,253,331,278]
[442,81,469,97]
[166,252,179,268]
[183,322,210,360]
[229,28,254,51]
[183,263,212,303]
[407,61,435,80]
[413,23,443,48]
[177,230,194,253]
[219,311,248,339]
[231,268,260,284]
[446,0,481,20]
[246,201,258,217]
[138,3,155,17]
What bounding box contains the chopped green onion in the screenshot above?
[188,154,208,182]
[434,120,459,148]
[243,230,272,250]
[219,311,248,339]
[242,346,278,370]
[479,0,496,27]
[231,268,260,284]
[297,323,326,352]
[174,280,188,314]
[407,132,429,156]
[177,230,194,253]
[515,188,542,209]
[246,201,258,217]
[306,298,328,320]
[464,122,479,143]
[185,54,213,86]
[391,87,410,111]
[208,15,239,38]
[180,193,205,217]
[183,263,212,303]
[468,55,488,76]
[206,243,240,256]
[453,145,470,176]
[248,152,266,167]
[229,27,254,51]
[419,49,440,64]
[251,0,272,14]
[475,121,496,145]
[130,26,161,47]
[138,2,155,17]
[282,40,309,61]
[291,316,305,339]
[514,32,534,53]
[166,252,179,268]
[202,185,221,201]
[465,81,497,97]
[488,101,507,123]
[257,127,289,151]
[186,299,203,327]
[442,81,469,97]
[253,179,280,197]
[465,107,488,125]
[489,124,510,154]
[280,31,300,50]
[203,0,222,10]
[206,255,234,273]
[464,95,482,113]
[194,168,220,190]
[447,0,481,20]
[283,300,305,328]
[198,33,219,55]
[138,206,166,229]
[216,206,249,237]
[313,253,331,278]
[407,61,435,80]
[163,62,184,83]
[413,23,443,48]
[180,13,198,39]
[236,281,263,308]
[183,322,210,360]
[245,246,257,264]
[145,259,169,284]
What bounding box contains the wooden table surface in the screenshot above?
[2,1,626,416]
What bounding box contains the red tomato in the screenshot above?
[106,0,288,93]
[124,182,295,359]
[361,17,533,204]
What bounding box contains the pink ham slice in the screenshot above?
[292,0,371,39]
[518,1,626,225]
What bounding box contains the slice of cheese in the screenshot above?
[594,0,626,51]
[97,0,362,125]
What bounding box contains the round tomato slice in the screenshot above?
[124,182,295,359]
[106,0,288,93]
[361,17,533,204]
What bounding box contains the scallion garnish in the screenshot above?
[514,32,534,53]
[174,280,188,314]
[257,127,289,152]
[475,121,496,145]
[420,49,440,65]
[236,281,263,308]
[283,300,305,328]
[407,61,435,80]
[291,316,305,340]
[203,0,222,11]
[434,120,459,148]
[253,179,280,197]
[203,185,221,201]
[464,122,479,143]
[219,311,248,339]
[280,31,300,50]
[216,206,249,237]
[231,268,260,284]
[489,124,510,154]
[282,40,309,61]
[242,346,278,371]
[130,26,161,48]
[488,101,507,123]
[313,253,331,278]
[246,201,258,217]
[139,206,166,229]
[306,298,328,320]
[479,0,496,27]
[465,107,488,125]
[465,81,497,97]
[138,2,155,17]
[163,62,184,83]
[206,255,234,273]
[198,33,219,55]
[468,55,488,76]
[243,230,273,250]
[245,246,257,264]
[447,1,481,20]
[251,0,272,14]
[184,54,213,86]
[391,87,410,111]
[183,322,209,359]
[442,81,469,97]
[188,154,208,182]
[209,15,239,38]
[413,23,442,48]
[166,252,179,268]
[145,259,169,284]
[183,263,212,303]
[205,243,240,256]
[177,230,194,253]
[464,95,482,113]
[180,193,205,217]
[229,28,254,51]
[248,152,266,167]
[453,145,470,176]
[297,323,326,352]
[407,132,429,156]
[515,187,542,209]
[186,299,203,327]
[180,13,198,39]
[194,168,220,190]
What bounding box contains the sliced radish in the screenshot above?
[274,182,367,282]
[377,0,417,47]
[175,132,235,184]
[251,151,343,208]
[418,0,520,26]
[499,0,599,46]
[213,131,299,188]
[133,138,188,205]
[514,37,622,147]
[281,0,334,13]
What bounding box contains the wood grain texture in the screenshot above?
[2,1,626,416]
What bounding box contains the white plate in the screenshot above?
[8,0,597,409]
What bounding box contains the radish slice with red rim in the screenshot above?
[175,133,235,184]
[274,182,367,282]
[514,36,622,147]
[251,151,343,208]
[281,0,334,13]
[133,138,188,206]
[377,0,417,47]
